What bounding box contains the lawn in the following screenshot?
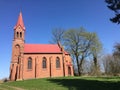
[1,77,120,90]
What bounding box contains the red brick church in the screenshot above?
[9,12,73,81]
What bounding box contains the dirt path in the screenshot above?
[5,85,25,90]
[0,84,8,90]
[0,84,26,90]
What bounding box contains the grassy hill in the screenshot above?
[0,77,120,90]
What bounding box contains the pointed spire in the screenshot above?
[14,12,25,30]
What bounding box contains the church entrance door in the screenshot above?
[68,66,71,76]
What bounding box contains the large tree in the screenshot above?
[63,28,102,75]
[105,0,120,24]
[88,33,102,75]
[63,28,86,75]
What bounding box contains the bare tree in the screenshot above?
[50,28,65,44]
[102,53,120,76]
[102,54,112,75]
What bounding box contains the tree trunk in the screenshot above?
[76,55,80,76]
[79,56,84,76]
[93,56,99,76]
[94,56,97,68]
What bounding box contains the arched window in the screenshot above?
[28,57,32,69]
[17,32,19,38]
[15,45,20,56]
[20,32,22,38]
[42,57,47,68]
[56,57,60,68]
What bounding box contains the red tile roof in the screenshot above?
[24,44,62,53]
[14,12,25,30]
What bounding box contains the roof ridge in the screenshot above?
[25,44,58,45]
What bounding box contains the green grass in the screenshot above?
[1,76,120,90]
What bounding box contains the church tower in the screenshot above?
[10,12,25,81]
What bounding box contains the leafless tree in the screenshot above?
[50,28,65,44]
[102,54,120,76]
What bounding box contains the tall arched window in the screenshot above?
[56,57,60,68]
[42,57,47,68]
[28,57,32,69]
[17,32,19,38]
[20,32,22,38]
[15,45,20,56]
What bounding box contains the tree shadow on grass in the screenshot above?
[47,77,120,90]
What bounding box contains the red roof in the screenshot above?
[24,44,62,53]
[14,12,25,30]
[64,51,69,55]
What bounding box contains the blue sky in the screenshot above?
[0,0,120,79]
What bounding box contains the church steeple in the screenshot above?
[13,12,25,41]
[14,12,25,30]
[10,12,25,81]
